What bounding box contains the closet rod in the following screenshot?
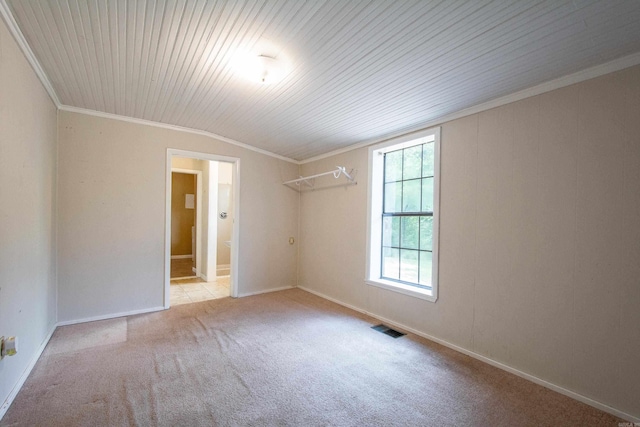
[282,166,355,186]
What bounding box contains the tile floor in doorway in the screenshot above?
[170,276,230,306]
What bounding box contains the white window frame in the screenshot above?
[365,127,440,302]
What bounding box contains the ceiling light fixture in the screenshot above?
[250,54,286,84]
[234,51,289,85]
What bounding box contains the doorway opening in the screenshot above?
[165,149,240,308]
[170,168,201,280]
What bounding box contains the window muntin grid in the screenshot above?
[381,141,434,289]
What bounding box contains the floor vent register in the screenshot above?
[371,324,406,338]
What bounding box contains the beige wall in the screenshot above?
[170,172,195,256]
[172,157,205,171]
[0,19,57,411]
[299,65,640,419]
[57,111,299,321]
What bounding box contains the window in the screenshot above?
[366,128,440,301]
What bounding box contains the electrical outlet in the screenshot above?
[0,336,17,358]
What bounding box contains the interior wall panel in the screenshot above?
[572,73,628,407]
[619,67,640,413]
[533,85,579,388]
[436,115,478,349]
[0,17,58,416]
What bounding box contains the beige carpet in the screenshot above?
[1,289,622,426]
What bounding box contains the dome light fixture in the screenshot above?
[235,52,289,84]
[254,54,286,84]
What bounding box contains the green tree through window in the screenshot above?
[381,141,434,289]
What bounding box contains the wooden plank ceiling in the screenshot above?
[6,0,640,161]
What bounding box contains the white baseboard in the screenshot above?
[0,323,57,420]
[298,286,365,314]
[297,286,639,423]
[56,306,166,327]
[170,254,192,259]
[237,285,294,298]
[216,264,230,272]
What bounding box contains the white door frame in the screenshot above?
[171,168,202,277]
[165,149,241,308]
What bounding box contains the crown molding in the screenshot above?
[59,105,299,164]
[4,0,639,167]
[0,0,61,108]
[299,51,640,164]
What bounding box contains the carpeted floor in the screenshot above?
[1,289,623,426]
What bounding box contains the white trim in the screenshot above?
[229,159,240,299]
[207,161,219,285]
[297,286,369,317]
[56,306,166,327]
[236,285,294,298]
[166,149,241,308]
[297,286,639,424]
[0,0,61,107]
[56,52,640,168]
[366,127,440,302]
[365,279,435,302]
[4,0,639,170]
[299,51,640,165]
[0,324,56,420]
[171,254,192,259]
[60,105,297,164]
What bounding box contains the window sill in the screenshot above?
[365,278,437,302]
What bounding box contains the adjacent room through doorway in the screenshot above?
[170,170,197,280]
[166,152,239,307]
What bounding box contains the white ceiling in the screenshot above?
[5,0,640,161]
